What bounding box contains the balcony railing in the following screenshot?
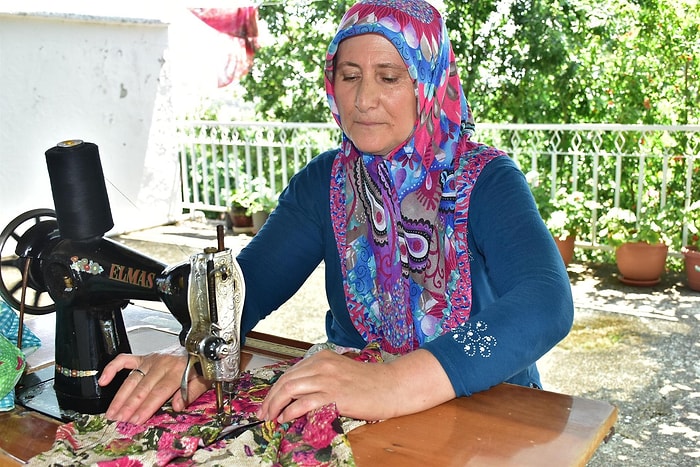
[177,121,339,211]
[177,121,700,254]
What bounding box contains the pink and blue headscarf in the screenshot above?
[326,0,477,354]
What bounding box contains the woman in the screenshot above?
[100,0,573,425]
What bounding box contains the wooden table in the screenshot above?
[349,384,616,466]
[0,309,617,466]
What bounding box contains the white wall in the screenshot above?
[0,10,180,235]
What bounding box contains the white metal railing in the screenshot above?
[177,121,340,211]
[177,121,700,253]
[477,123,700,250]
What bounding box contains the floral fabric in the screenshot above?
[28,344,384,467]
[325,0,480,355]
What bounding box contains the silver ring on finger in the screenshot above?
[130,368,146,378]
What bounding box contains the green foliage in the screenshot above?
[510,125,699,256]
[446,0,591,123]
[239,1,347,122]
[546,190,591,240]
[598,192,681,247]
[444,0,699,125]
[526,171,592,239]
[233,0,698,126]
[179,122,340,216]
[230,175,278,215]
[683,200,700,248]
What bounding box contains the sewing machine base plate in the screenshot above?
[16,367,78,421]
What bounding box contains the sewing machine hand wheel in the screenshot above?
[0,208,57,315]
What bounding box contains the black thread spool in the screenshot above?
[45,140,114,240]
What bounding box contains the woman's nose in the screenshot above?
[355,79,379,112]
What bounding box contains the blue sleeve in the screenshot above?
[237,151,334,338]
[236,148,368,348]
[422,156,574,396]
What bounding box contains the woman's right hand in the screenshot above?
[99,346,210,425]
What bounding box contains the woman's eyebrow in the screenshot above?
[335,60,361,69]
[336,60,405,70]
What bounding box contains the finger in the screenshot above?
[261,373,324,422]
[277,393,328,424]
[125,375,177,425]
[108,368,170,424]
[257,353,333,420]
[257,373,294,421]
[123,354,197,423]
[104,367,153,422]
[98,354,142,387]
[170,376,210,412]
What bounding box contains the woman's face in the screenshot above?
[333,34,417,156]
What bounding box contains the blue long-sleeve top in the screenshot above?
[237,148,574,397]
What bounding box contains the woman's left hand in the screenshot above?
[257,348,455,423]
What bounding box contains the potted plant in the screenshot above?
[681,200,700,291]
[545,189,591,265]
[227,199,253,231]
[598,193,677,286]
[230,177,278,234]
[526,172,589,265]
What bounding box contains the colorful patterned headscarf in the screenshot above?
[327,0,476,354]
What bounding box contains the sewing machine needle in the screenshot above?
[215,381,224,414]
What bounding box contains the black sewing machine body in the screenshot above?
[5,214,192,414]
[2,140,242,419]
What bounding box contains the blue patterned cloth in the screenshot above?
[0,300,41,411]
[326,0,480,354]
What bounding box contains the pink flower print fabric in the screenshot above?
[28,343,384,467]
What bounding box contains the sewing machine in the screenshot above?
[0,140,244,418]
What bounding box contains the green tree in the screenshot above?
[240,1,346,122]
[236,0,698,126]
[441,0,495,108]
[579,0,700,125]
[445,0,592,123]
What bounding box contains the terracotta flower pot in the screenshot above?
[230,212,253,228]
[553,234,576,266]
[251,210,269,235]
[227,205,253,233]
[681,246,700,292]
[615,241,668,286]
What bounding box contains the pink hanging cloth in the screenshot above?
[189,6,260,87]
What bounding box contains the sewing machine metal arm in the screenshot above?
[181,245,245,413]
